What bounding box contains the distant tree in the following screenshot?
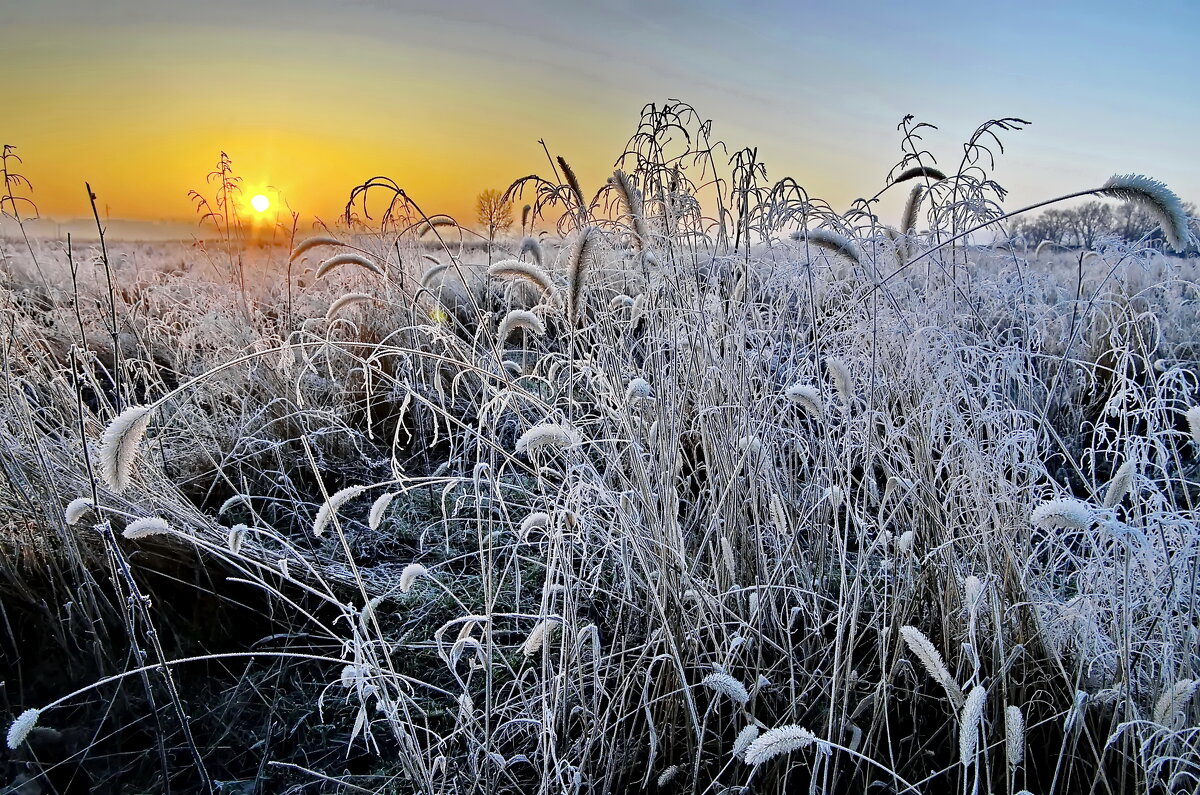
[476,189,514,244]
[1064,201,1112,249]
[1013,199,1196,255]
[1011,208,1071,247]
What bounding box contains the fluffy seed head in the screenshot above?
[610,169,648,246]
[1186,406,1200,450]
[313,485,367,538]
[414,215,457,238]
[732,725,760,759]
[487,259,556,296]
[519,235,544,267]
[1030,498,1093,531]
[315,253,385,279]
[702,672,750,705]
[218,494,250,516]
[569,227,598,324]
[786,383,824,418]
[743,725,823,766]
[326,292,377,321]
[99,405,154,493]
[557,155,587,215]
[899,626,964,707]
[288,235,342,262]
[520,512,551,539]
[1100,174,1190,252]
[824,357,853,404]
[1005,705,1025,770]
[368,492,397,532]
[960,685,987,767]
[824,485,844,508]
[227,524,248,555]
[7,708,40,750]
[791,228,862,265]
[892,165,947,185]
[400,562,429,594]
[655,765,679,788]
[1103,460,1137,509]
[123,517,171,539]
[1153,679,1198,729]
[420,263,450,289]
[625,377,652,403]
[963,576,986,612]
[515,423,580,456]
[497,309,546,345]
[901,184,925,237]
[64,497,93,526]
[522,619,555,656]
[897,530,916,554]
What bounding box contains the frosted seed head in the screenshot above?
[515,423,580,456]
[1100,174,1190,252]
[399,562,429,594]
[6,708,40,750]
[1030,498,1093,531]
[98,405,154,493]
[122,517,171,539]
[64,497,94,526]
[701,672,750,705]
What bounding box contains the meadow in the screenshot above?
[1,101,1198,794]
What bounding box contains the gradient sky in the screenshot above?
[3,0,1198,229]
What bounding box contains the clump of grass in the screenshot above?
[4,100,1198,795]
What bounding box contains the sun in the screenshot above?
[250,194,270,213]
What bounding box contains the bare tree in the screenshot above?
[1064,201,1113,249]
[476,188,514,244]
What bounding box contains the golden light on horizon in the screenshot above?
[250,194,270,213]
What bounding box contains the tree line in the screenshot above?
[1008,200,1198,254]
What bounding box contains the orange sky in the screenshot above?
[2,23,630,225]
[4,1,1198,233]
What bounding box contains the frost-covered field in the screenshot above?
[2,104,1199,794]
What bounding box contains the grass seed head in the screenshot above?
[99,405,154,493]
